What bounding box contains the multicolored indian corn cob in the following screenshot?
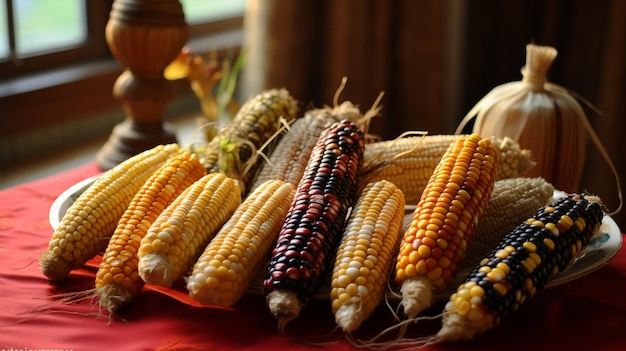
[330,180,406,333]
[436,194,604,342]
[40,143,181,281]
[137,172,242,289]
[395,134,499,319]
[187,179,295,307]
[93,151,207,314]
[199,88,298,193]
[361,135,534,204]
[463,177,555,267]
[263,119,365,329]
[250,101,363,191]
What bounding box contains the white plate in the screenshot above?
[542,190,622,287]
[50,178,622,297]
[49,175,100,231]
[545,214,621,287]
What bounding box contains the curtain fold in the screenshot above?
[241,0,449,139]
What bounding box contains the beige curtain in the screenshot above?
[241,0,626,227]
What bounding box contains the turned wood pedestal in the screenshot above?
[97,0,188,170]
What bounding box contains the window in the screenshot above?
[0,0,245,80]
[6,0,86,58]
[0,0,111,80]
[0,0,245,167]
[180,0,245,24]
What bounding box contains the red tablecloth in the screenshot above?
[1,162,625,351]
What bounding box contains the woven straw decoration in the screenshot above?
[455,43,622,215]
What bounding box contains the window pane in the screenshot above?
[0,1,8,59]
[180,0,245,24]
[14,0,86,57]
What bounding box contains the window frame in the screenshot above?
[0,0,244,138]
[1,1,245,81]
[0,0,113,80]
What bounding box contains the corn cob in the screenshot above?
[435,194,604,342]
[200,88,298,193]
[463,177,554,267]
[330,180,405,333]
[40,143,180,281]
[395,134,499,319]
[137,172,241,289]
[250,100,363,191]
[263,119,365,329]
[187,179,295,307]
[361,135,534,204]
[93,151,207,314]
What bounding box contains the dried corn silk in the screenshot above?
[455,43,622,215]
[198,88,299,195]
[250,78,367,191]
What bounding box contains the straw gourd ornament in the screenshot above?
[455,43,622,216]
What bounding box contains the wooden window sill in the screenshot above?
[0,27,243,136]
[0,26,243,169]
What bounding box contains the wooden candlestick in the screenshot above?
[97,0,188,170]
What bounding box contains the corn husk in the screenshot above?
[455,43,622,215]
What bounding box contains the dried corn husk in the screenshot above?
[455,43,622,215]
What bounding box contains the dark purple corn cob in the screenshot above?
[440,194,605,341]
[263,119,364,328]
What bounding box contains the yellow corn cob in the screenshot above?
[250,101,364,190]
[186,179,295,307]
[463,177,554,267]
[361,135,533,204]
[200,88,298,193]
[40,143,180,281]
[93,151,206,314]
[137,172,241,289]
[395,134,498,319]
[330,180,405,333]
[400,177,556,266]
[492,136,534,182]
